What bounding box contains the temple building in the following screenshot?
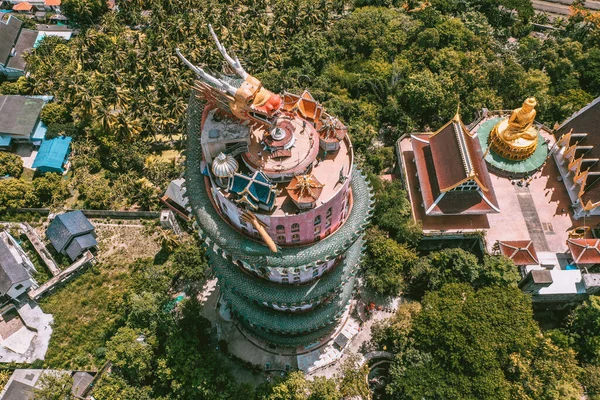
[178,27,373,348]
[553,96,600,219]
[411,113,499,216]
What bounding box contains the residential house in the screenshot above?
[46,211,97,261]
[5,0,62,13]
[0,231,36,300]
[0,95,49,148]
[0,369,95,400]
[31,136,72,173]
[0,16,37,79]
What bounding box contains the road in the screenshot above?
[532,0,600,16]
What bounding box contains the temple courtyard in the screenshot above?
[398,127,600,255]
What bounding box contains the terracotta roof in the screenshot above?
[282,91,322,122]
[555,97,600,210]
[286,174,324,205]
[498,240,539,265]
[13,2,33,11]
[44,0,61,5]
[568,238,600,265]
[410,115,500,216]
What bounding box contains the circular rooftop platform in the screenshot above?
[476,117,548,177]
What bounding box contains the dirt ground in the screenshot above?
[93,220,163,264]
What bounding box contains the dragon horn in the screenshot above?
[208,24,249,79]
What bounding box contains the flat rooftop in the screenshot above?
[399,125,600,253]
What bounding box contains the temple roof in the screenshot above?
[498,240,539,265]
[411,115,499,216]
[286,174,324,206]
[555,96,600,210]
[567,238,600,265]
[227,171,277,210]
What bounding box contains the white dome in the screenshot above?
[212,152,238,178]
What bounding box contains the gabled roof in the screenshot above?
[6,28,37,71]
[0,96,44,138]
[46,210,95,253]
[0,237,30,294]
[32,136,72,171]
[428,114,488,192]
[227,171,277,210]
[567,238,600,265]
[44,0,61,5]
[0,16,23,66]
[410,114,499,216]
[12,2,32,11]
[282,91,322,122]
[498,240,539,265]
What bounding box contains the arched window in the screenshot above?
[276,225,285,233]
[277,235,286,244]
[314,226,321,235]
[314,215,321,225]
[292,233,300,242]
[291,223,300,232]
[326,207,332,218]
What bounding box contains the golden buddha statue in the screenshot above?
[488,98,539,161]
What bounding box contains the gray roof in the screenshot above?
[0,96,44,138]
[46,211,94,253]
[65,233,97,261]
[1,380,33,400]
[0,16,23,67]
[6,28,38,72]
[0,238,30,294]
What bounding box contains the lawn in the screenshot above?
[39,223,163,369]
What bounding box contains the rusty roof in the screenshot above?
[568,238,600,265]
[498,240,539,265]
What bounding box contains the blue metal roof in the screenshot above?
[32,136,71,172]
[46,210,95,253]
[0,135,12,147]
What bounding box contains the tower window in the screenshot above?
[277,235,286,243]
[276,225,285,233]
[314,215,321,225]
[291,223,300,232]
[292,233,300,242]
[326,208,332,218]
[314,226,321,235]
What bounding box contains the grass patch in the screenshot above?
[17,234,53,284]
[40,263,131,370]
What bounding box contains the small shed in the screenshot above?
[32,136,72,173]
[46,211,97,261]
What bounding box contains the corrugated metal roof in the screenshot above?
[0,16,22,66]
[32,136,71,172]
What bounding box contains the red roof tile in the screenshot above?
[568,238,600,265]
[498,240,539,265]
[44,0,61,5]
[410,115,499,216]
[13,2,33,11]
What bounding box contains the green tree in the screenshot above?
[33,372,74,400]
[0,152,23,178]
[61,0,109,26]
[105,327,155,385]
[32,173,69,207]
[169,239,209,284]
[91,375,153,400]
[371,301,422,353]
[0,178,34,211]
[387,284,582,399]
[364,227,417,296]
[40,103,71,126]
[566,295,600,366]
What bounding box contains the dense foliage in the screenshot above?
[0,152,23,178]
[380,284,582,399]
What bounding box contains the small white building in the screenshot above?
[0,231,36,299]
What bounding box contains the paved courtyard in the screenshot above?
[399,129,600,254]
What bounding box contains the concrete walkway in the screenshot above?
[514,186,550,251]
[0,300,53,363]
[21,223,61,277]
[28,251,95,300]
